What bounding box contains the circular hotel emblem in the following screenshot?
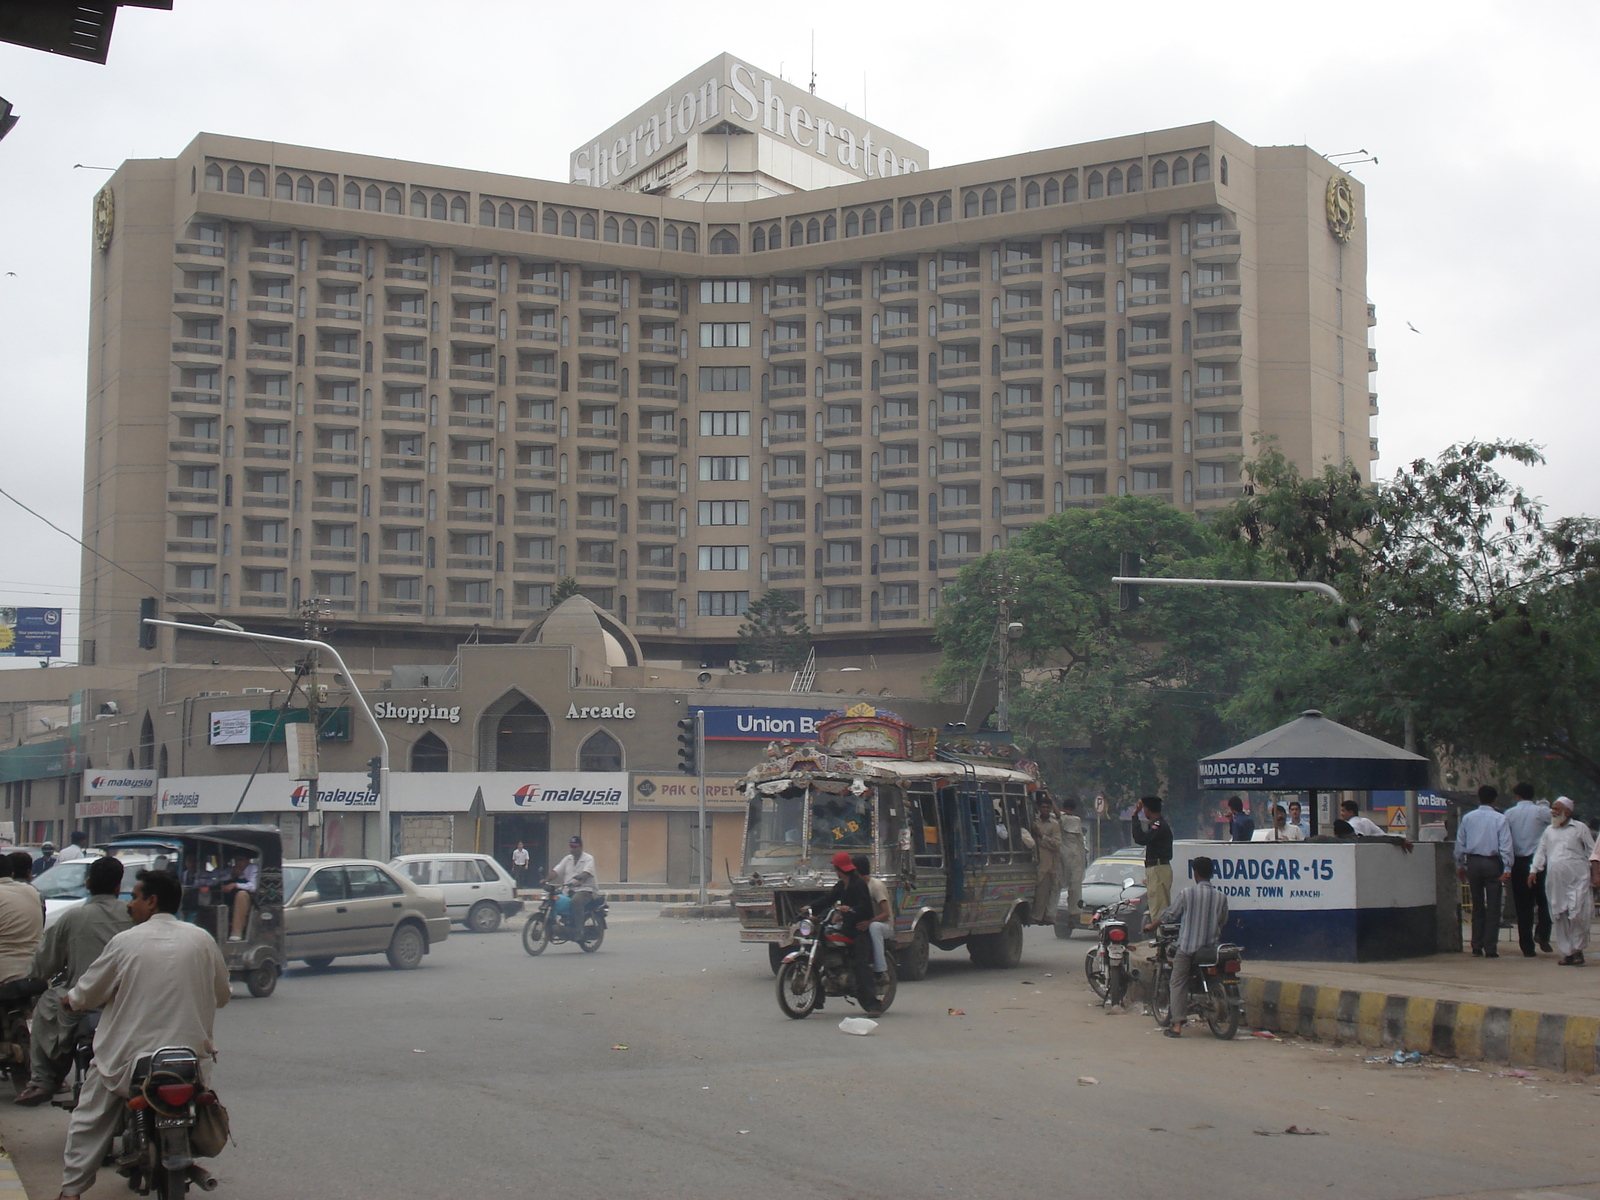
[93,186,115,252]
[1325,175,1355,243]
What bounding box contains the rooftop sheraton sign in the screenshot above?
[571,53,928,188]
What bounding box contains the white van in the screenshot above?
[389,854,523,932]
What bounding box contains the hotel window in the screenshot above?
[1193,153,1211,182]
[709,229,738,255]
[697,591,748,617]
[698,367,750,392]
[1173,157,1191,185]
[699,322,750,348]
[1152,160,1169,188]
[699,546,749,571]
[1086,171,1104,199]
[698,455,749,482]
[698,500,749,526]
[699,411,750,436]
[700,280,750,304]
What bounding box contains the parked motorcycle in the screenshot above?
[0,976,47,1091]
[116,1045,222,1197]
[1083,880,1142,1010]
[775,906,897,1020]
[1147,923,1244,1039]
[521,882,608,956]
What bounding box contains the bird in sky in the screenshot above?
[1406,321,1421,333]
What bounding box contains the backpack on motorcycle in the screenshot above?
[190,1096,231,1158]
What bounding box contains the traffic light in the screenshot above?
[1118,552,1143,612]
[137,598,158,649]
[677,716,699,776]
[366,756,382,794]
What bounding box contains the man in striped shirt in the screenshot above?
[1158,856,1230,1039]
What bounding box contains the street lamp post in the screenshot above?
[142,619,392,854]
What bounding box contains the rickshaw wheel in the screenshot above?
[302,957,335,971]
[245,964,278,997]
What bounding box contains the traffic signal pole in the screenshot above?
[677,710,708,906]
[143,618,392,856]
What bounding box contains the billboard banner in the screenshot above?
[208,708,351,745]
[630,775,747,809]
[0,608,62,658]
[83,770,159,797]
[688,706,828,742]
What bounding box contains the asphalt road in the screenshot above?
[3,908,1598,1200]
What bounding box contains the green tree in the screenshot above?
[1219,441,1600,801]
[934,498,1274,823]
[736,589,812,673]
[551,576,581,604]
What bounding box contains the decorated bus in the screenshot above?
[732,704,1045,979]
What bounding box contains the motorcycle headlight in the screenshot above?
[796,918,814,937]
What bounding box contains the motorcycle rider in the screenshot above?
[33,844,59,878]
[851,855,893,985]
[0,852,43,985]
[807,851,883,1016]
[13,856,132,1106]
[1154,855,1230,1039]
[57,869,230,1200]
[547,836,597,934]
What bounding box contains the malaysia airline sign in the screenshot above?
[571,52,928,188]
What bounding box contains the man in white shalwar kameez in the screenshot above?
[56,869,230,1200]
[1528,797,1595,967]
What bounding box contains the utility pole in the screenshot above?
[299,597,331,855]
[696,709,708,907]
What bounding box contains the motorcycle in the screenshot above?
[1147,923,1244,1039]
[521,882,608,956]
[1083,880,1142,1010]
[116,1045,222,1197]
[775,906,897,1020]
[51,1009,101,1112]
[0,976,47,1091]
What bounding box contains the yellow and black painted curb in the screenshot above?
[0,1147,24,1194]
[1244,975,1600,1075]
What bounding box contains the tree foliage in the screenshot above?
[551,576,582,604]
[736,589,812,673]
[932,442,1600,817]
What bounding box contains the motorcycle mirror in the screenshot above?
[1123,878,1135,888]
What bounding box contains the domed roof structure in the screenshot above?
[516,595,642,684]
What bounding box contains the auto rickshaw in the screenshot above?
[104,825,286,998]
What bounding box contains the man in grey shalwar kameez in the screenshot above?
[1528,797,1594,966]
[13,856,131,1106]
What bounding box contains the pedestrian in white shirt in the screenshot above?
[1339,798,1387,838]
[55,832,88,865]
[58,868,230,1200]
[548,836,597,930]
[511,842,531,888]
[1527,797,1594,966]
[1252,804,1306,843]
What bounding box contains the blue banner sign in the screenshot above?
[0,608,62,658]
[690,706,827,742]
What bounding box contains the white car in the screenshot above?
[389,853,523,933]
[34,853,157,927]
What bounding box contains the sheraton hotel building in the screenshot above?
[80,50,1375,675]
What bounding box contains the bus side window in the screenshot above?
[1007,789,1033,863]
[965,790,991,860]
[913,792,943,867]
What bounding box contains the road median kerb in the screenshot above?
[658,902,737,919]
[1243,974,1600,1075]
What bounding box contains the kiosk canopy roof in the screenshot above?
[1198,710,1430,791]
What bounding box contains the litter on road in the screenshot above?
[839,1017,878,1035]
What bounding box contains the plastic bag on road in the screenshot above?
[839,1017,878,1035]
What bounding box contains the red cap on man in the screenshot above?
[831,851,855,873]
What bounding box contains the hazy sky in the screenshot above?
[2,0,1595,663]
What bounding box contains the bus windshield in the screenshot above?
[745,786,874,872]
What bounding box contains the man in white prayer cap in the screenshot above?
[1528,797,1595,966]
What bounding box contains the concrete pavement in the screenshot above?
[2,907,1599,1199]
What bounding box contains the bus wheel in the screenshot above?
[896,920,933,982]
[968,910,1025,969]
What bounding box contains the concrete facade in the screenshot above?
[73,56,1371,673]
